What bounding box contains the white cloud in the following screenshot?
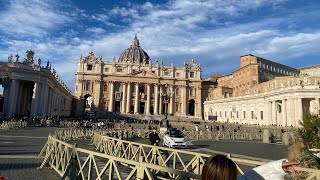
[0,0,319,92]
[86,27,106,35]
[0,0,72,37]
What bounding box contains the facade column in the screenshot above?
[282,99,287,126]
[146,84,151,115]
[121,83,127,114]
[159,86,163,114]
[154,84,159,115]
[169,85,174,115]
[109,81,115,112]
[295,98,303,126]
[181,85,187,115]
[134,83,139,114]
[7,79,19,116]
[126,83,131,113]
[94,80,102,112]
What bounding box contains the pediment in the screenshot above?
[130,69,159,78]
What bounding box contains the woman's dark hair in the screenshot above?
[201,154,238,180]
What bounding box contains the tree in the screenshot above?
[299,114,320,149]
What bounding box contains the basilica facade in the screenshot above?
[74,35,202,118]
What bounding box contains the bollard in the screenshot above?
[282,132,291,146]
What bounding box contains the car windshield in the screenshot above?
[169,129,184,138]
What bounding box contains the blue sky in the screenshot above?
[0,0,319,93]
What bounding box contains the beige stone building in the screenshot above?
[74,35,203,118]
[299,64,320,77]
[204,55,320,126]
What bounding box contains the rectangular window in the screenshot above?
[230,111,232,118]
[251,111,254,119]
[236,111,238,118]
[260,111,263,120]
[104,68,109,72]
[152,70,155,74]
[87,65,92,71]
[190,72,194,78]
[117,68,123,73]
[164,71,169,76]
[85,81,90,91]
[132,69,136,73]
[243,111,246,119]
[176,72,180,77]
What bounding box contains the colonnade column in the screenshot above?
[295,98,303,126]
[121,83,127,114]
[53,91,56,116]
[315,98,320,114]
[109,81,115,112]
[146,84,151,115]
[41,85,49,117]
[7,79,18,116]
[2,78,10,116]
[126,83,131,113]
[282,99,287,126]
[271,101,277,125]
[286,98,295,126]
[263,102,269,125]
[159,86,163,114]
[154,84,159,115]
[134,83,139,114]
[169,85,174,115]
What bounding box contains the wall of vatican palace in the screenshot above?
[0,51,73,118]
[204,54,320,127]
[74,35,204,118]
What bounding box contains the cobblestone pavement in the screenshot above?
[0,127,60,179]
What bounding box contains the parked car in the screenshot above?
[163,128,187,148]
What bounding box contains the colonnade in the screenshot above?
[1,78,72,117]
[205,97,320,127]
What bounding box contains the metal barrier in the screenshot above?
[39,128,320,179]
[0,121,27,130]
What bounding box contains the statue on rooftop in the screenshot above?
[14,53,19,63]
[8,54,13,63]
[37,57,42,66]
[24,50,35,64]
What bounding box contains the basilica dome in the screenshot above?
[118,35,150,64]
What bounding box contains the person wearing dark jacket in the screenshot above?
[149,129,160,146]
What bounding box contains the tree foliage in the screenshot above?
[298,114,320,149]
